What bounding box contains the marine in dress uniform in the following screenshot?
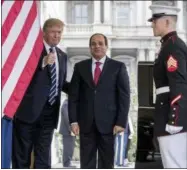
[148,5,187,168]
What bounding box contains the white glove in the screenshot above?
[128,133,134,139]
[165,124,183,135]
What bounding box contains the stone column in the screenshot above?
[94,1,101,24]
[42,2,48,23]
[137,49,146,61]
[145,1,152,26]
[177,1,184,31]
[136,1,143,26]
[148,49,156,61]
[104,1,111,24]
[60,1,67,24]
[106,39,111,57]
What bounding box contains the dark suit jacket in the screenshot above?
[59,99,71,135]
[69,57,130,134]
[15,45,69,128]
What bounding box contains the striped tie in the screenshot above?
[48,47,57,105]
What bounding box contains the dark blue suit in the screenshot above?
[69,57,130,168]
[12,45,69,168]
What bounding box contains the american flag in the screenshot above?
[2,0,43,118]
[1,1,43,168]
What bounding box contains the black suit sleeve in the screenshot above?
[116,63,130,128]
[68,64,80,124]
[61,53,70,94]
[164,47,187,126]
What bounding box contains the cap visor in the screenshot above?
[148,17,153,22]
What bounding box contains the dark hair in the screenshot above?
[89,33,108,47]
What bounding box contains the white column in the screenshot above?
[129,2,134,26]
[59,1,67,24]
[136,1,143,26]
[104,1,111,24]
[148,49,156,61]
[42,2,48,22]
[94,1,101,24]
[106,48,111,57]
[177,1,184,31]
[137,49,146,61]
[145,1,152,26]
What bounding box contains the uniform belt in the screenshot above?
[156,86,170,95]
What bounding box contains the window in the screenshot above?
[75,4,88,24]
[67,1,93,24]
[113,1,130,26]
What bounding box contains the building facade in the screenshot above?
[39,1,187,166]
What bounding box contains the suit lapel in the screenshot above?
[56,48,63,86]
[96,57,110,86]
[81,59,95,89]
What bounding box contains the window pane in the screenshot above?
[75,18,82,24]
[117,18,128,25]
[75,5,81,17]
[81,5,88,17]
[81,17,88,24]
[116,3,129,25]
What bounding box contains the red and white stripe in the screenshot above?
[171,94,182,106]
[2,0,43,118]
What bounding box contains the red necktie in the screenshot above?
[94,62,101,85]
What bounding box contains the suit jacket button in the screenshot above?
[160,102,163,105]
[173,108,176,111]
[94,90,97,94]
[172,121,174,124]
[172,114,175,117]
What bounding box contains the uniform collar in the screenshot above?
[160,31,177,44]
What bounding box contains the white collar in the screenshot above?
[92,56,107,65]
[43,40,55,53]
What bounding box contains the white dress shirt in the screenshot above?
[43,41,59,96]
[92,56,106,79]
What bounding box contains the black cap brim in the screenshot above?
[147,14,166,22]
[148,17,154,22]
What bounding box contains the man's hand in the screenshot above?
[165,124,183,135]
[113,125,125,135]
[71,123,80,136]
[43,52,55,67]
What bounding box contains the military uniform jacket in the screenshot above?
[153,31,187,136]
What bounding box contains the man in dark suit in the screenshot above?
[12,18,69,168]
[59,99,76,168]
[69,33,130,168]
